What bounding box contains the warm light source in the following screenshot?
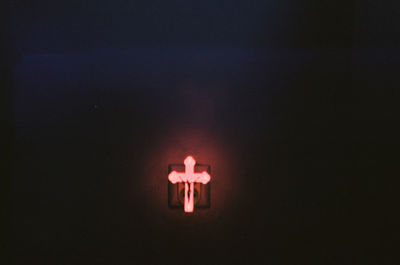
[168,156,211,213]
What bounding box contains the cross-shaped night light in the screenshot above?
[168,156,211,213]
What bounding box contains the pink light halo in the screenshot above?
[168,156,211,213]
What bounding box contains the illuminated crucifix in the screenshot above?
[168,156,211,213]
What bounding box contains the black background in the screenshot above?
[1,1,399,264]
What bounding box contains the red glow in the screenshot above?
[168,156,211,213]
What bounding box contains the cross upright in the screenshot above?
[168,156,211,213]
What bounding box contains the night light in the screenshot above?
[168,156,211,213]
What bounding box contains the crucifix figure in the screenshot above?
[168,156,211,213]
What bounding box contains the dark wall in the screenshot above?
[354,0,400,46]
[6,1,398,265]
[12,0,355,52]
[2,1,15,265]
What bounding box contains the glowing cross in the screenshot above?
[168,156,211,213]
